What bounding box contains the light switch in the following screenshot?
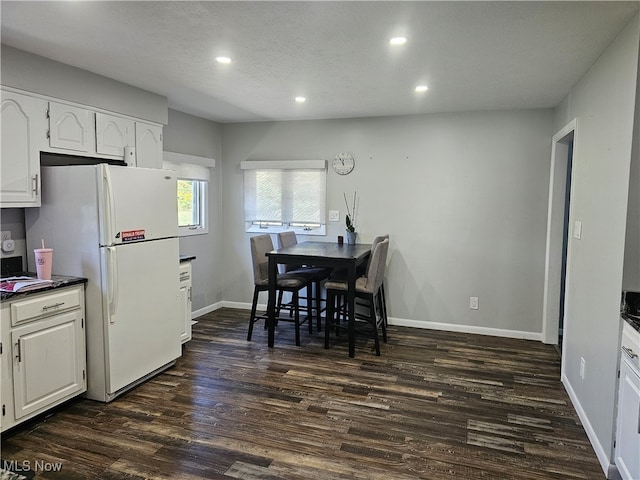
[329,210,340,222]
[573,221,582,240]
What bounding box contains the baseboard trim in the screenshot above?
[388,316,542,341]
[207,303,542,341]
[191,301,224,319]
[562,373,618,479]
[221,301,255,310]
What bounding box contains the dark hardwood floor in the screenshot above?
[1,308,604,479]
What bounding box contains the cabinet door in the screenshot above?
[0,91,47,207]
[1,305,14,431]
[96,112,135,157]
[179,262,192,343]
[11,310,86,419]
[615,360,640,480]
[179,283,189,343]
[48,102,92,153]
[135,122,163,168]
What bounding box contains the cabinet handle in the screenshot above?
[32,174,39,195]
[622,346,638,359]
[188,287,192,302]
[15,341,21,363]
[42,302,65,311]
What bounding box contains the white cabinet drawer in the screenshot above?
[11,288,82,326]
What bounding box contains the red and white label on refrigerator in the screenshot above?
[121,230,146,242]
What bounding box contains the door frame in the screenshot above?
[542,118,578,348]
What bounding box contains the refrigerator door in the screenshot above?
[101,238,181,396]
[97,164,178,247]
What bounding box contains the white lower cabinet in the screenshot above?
[179,261,193,343]
[1,285,86,432]
[615,322,640,480]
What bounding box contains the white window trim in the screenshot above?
[163,153,213,237]
[242,160,327,236]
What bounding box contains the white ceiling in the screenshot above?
[1,1,639,123]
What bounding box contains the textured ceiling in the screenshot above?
[1,1,639,123]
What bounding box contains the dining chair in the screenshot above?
[369,234,389,327]
[248,234,312,346]
[277,231,332,332]
[324,238,389,356]
[341,234,389,327]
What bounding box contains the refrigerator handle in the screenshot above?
[107,246,119,321]
[103,165,117,243]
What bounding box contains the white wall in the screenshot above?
[623,42,640,292]
[1,45,167,124]
[553,15,639,472]
[163,109,224,312]
[221,109,554,337]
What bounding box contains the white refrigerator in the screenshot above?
[25,164,181,402]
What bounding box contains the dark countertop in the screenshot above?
[180,255,196,262]
[1,274,87,302]
[622,313,640,333]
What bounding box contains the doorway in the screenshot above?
[557,139,573,351]
[542,119,577,354]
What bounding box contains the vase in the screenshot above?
[346,231,357,245]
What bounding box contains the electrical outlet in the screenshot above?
[0,231,11,241]
[580,357,585,379]
[329,210,340,222]
[470,296,479,310]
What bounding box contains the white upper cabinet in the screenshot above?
[48,102,93,153]
[96,112,135,157]
[135,122,163,169]
[1,87,166,204]
[0,90,48,207]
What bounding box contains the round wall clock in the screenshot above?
[333,152,355,175]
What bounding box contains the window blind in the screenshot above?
[242,160,326,225]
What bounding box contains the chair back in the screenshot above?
[364,234,389,272]
[371,234,389,251]
[277,231,301,272]
[363,238,389,293]
[250,234,274,285]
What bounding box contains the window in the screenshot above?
[177,178,206,231]
[242,160,326,235]
[163,158,211,236]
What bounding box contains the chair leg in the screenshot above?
[315,281,323,333]
[276,290,284,317]
[247,287,260,341]
[336,293,346,337]
[307,285,313,334]
[379,293,388,344]
[325,290,334,348]
[293,291,301,346]
[369,293,380,356]
[380,282,388,327]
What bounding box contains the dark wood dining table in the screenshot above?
[266,241,372,357]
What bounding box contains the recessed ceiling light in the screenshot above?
[389,37,407,46]
[295,96,306,103]
[415,85,429,93]
[215,56,231,64]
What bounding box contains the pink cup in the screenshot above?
[34,248,53,280]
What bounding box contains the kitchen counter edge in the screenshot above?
[622,313,640,333]
[1,274,88,302]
